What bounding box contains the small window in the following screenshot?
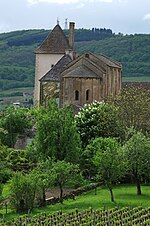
[85,53,89,58]
[51,64,54,68]
[86,89,90,101]
[75,90,79,101]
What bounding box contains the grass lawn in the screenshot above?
[1,184,150,221]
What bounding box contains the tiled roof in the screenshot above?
[61,52,121,76]
[35,25,71,53]
[40,51,122,82]
[63,65,100,78]
[97,54,121,68]
[40,55,72,82]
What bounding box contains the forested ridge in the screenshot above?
[0,28,150,91]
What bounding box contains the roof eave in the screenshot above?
[35,49,65,54]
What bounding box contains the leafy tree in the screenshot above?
[122,131,150,195]
[34,101,81,163]
[111,86,150,135]
[10,172,37,212]
[0,183,3,197]
[6,148,36,172]
[0,148,5,203]
[30,160,53,207]
[0,182,3,208]
[49,160,82,203]
[0,145,12,183]
[0,107,33,147]
[0,144,37,184]
[75,101,124,147]
[88,137,125,202]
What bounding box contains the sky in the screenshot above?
[0,0,150,34]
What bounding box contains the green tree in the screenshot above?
[49,160,82,203]
[0,145,12,183]
[6,148,36,172]
[34,101,81,163]
[10,172,37,212]
[122,131,150,195]
[0,145,5,210]
[75,101,124,147]
[89,137,125,202]
[30,160,53,207]
[0,107,32,147]
[0,182,3,208]
[0,183,3,197]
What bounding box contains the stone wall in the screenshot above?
[41,81,60,106]
[62,77,102,106]
[62,66,121,107]
[34,53,63,106]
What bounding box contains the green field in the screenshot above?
[0,87,34,97]
[122,76,150,82]
[1,184,150,221]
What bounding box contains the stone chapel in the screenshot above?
[34,22,122,109]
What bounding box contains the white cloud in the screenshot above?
[118,0,128,2]
[143,13,150,20]
[97,0,112,2]
[89,0,112,2]
[76,3,85,8]
[27,0,80,5]
[27,0,112,5]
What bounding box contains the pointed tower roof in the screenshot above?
[35,24,71,54]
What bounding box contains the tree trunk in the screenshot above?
[59,184,63,203]
[108,186,114,202]
[9,119,14,148]
[136,177,142,195]
[41,187,46,207]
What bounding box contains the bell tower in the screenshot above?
[34,22,75,106]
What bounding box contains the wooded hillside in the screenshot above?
[0,29,149,91]
[76,34,150,78]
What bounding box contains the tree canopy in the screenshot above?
[85,137,124,202]
[0,107,32,147]
[49,160,82,203]
[34,101,81,163]
[75,101,124,147]
[10,171,37,212]
[122,131,150,195]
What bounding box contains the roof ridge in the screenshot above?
[85,51,121,68]
[100,53,122,67]
[83,56,105,75]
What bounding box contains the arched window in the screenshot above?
[86,89,90,101]
[75,90,79,101]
